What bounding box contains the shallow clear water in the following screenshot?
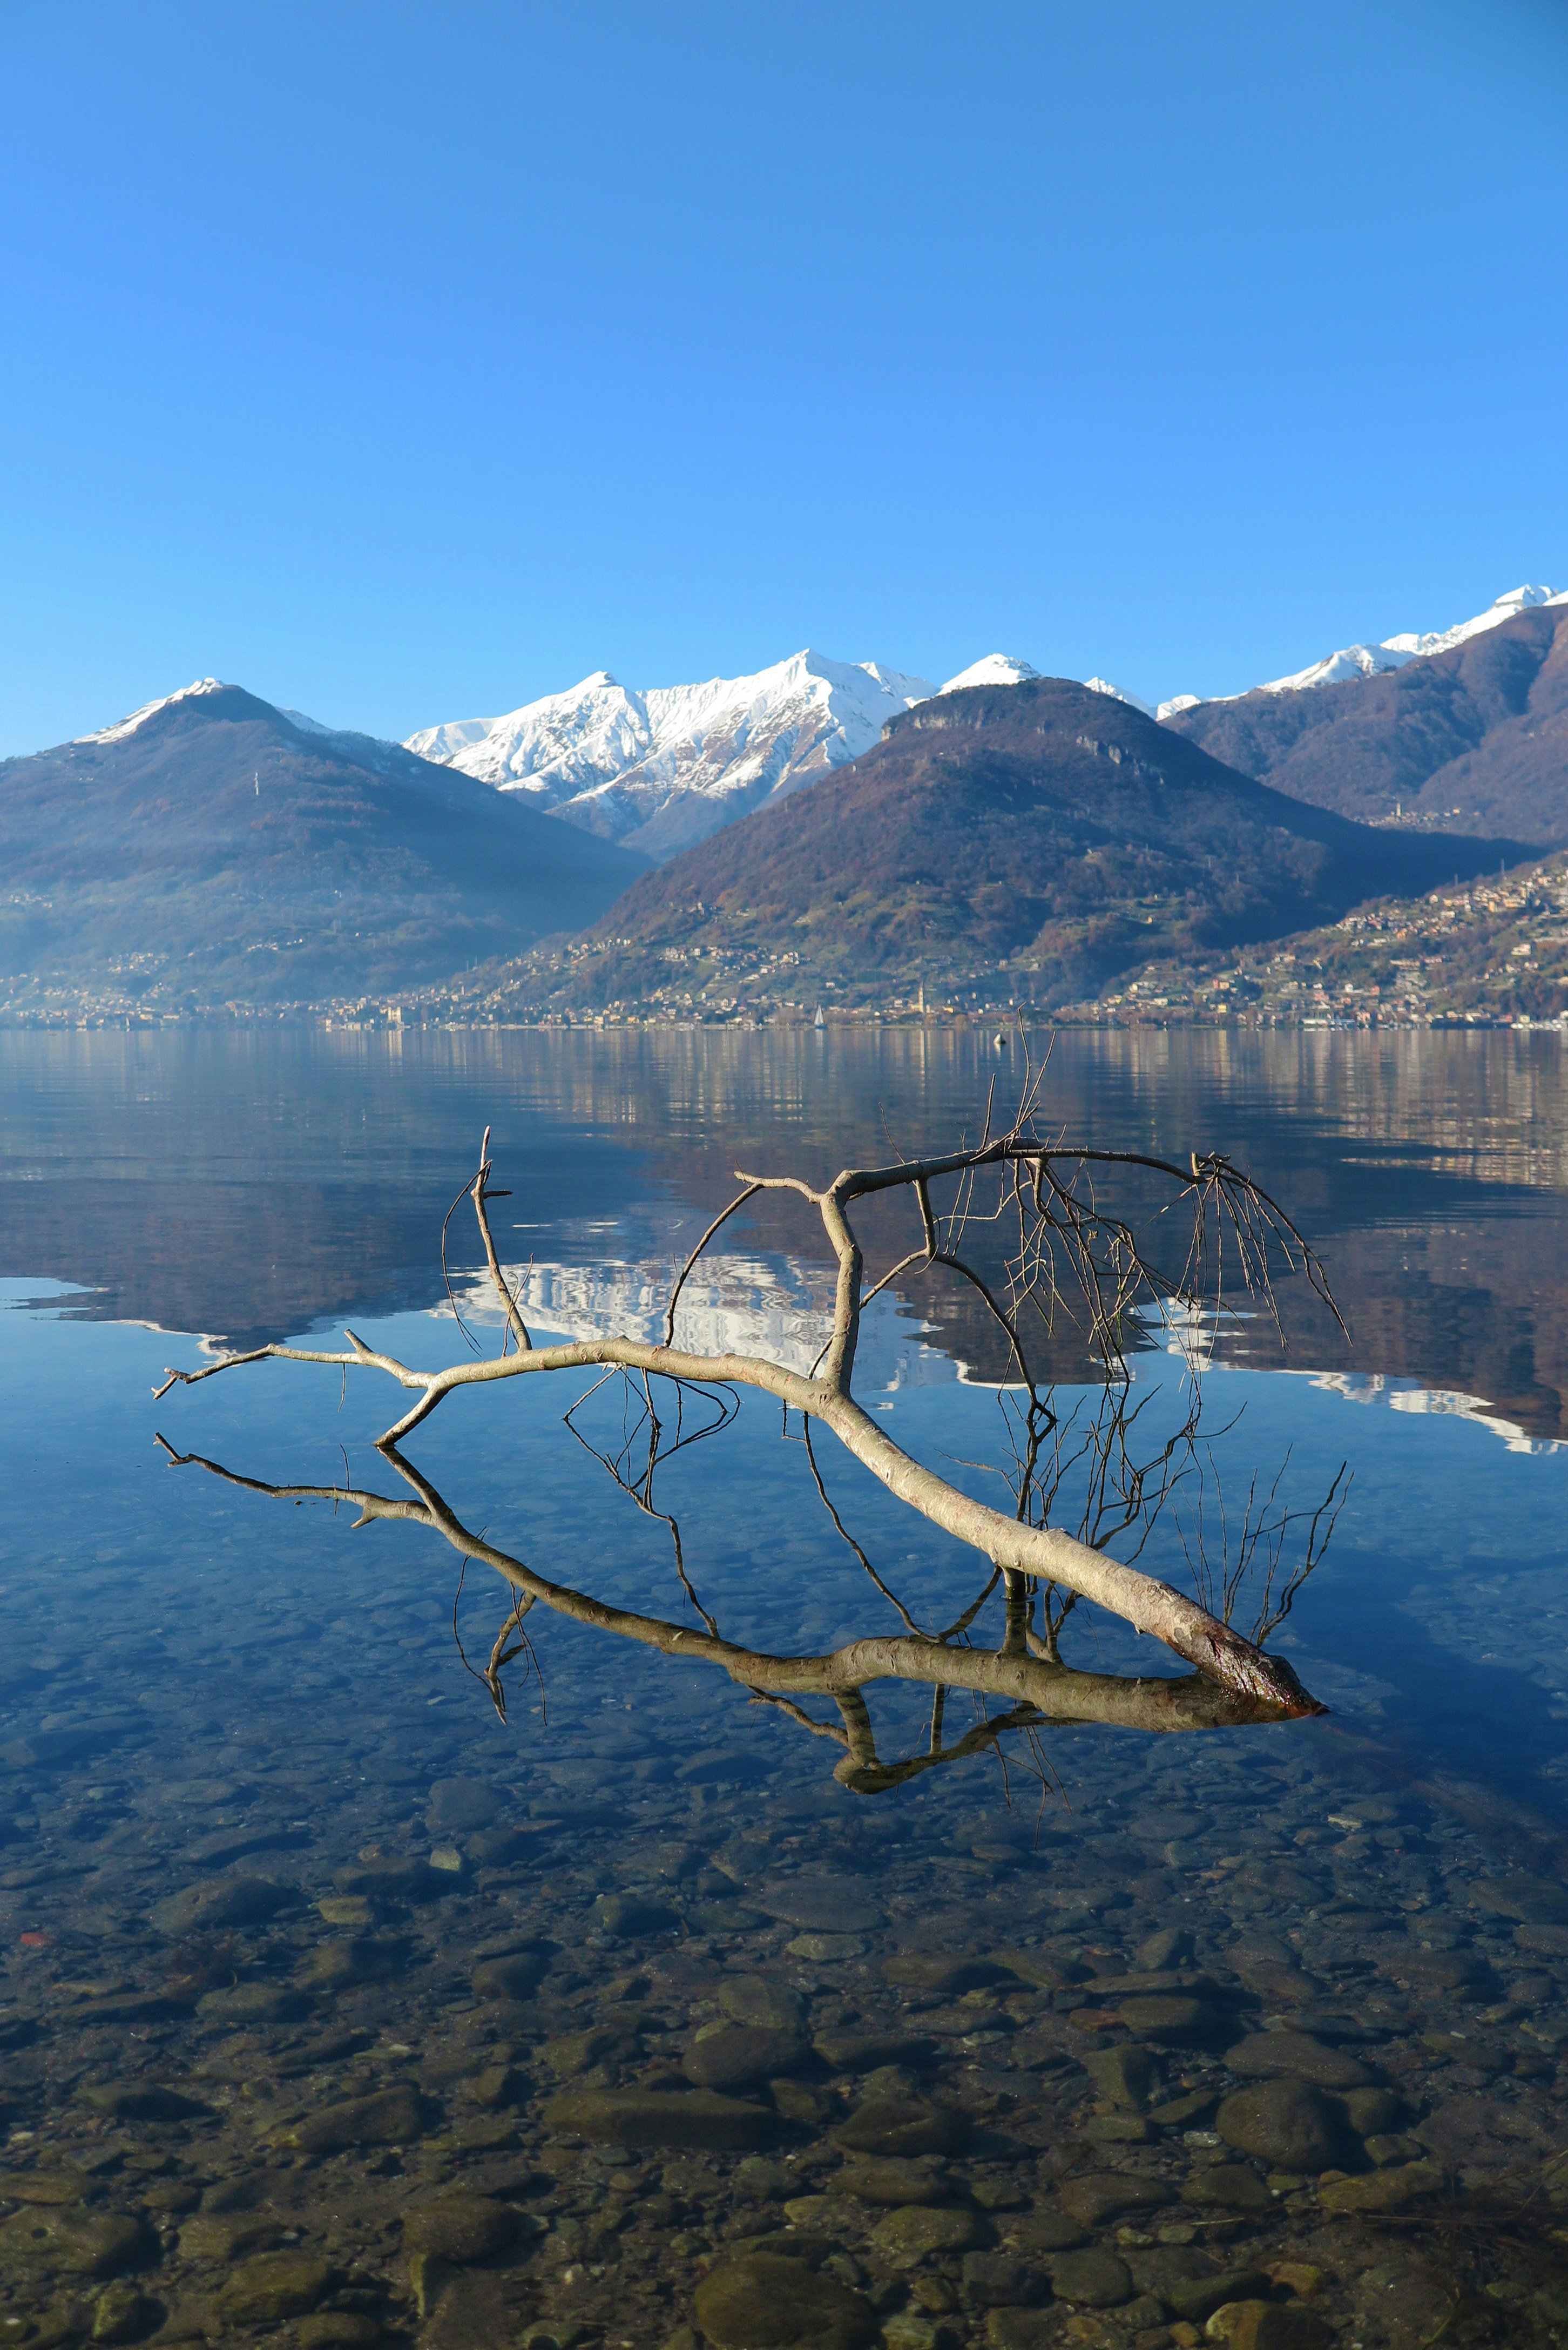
[1,1028,1566,2350]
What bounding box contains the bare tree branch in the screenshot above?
[153,1100,1339,1715]
[470,1122,530,1353]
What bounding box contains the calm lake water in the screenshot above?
[2,1026,1566,2350]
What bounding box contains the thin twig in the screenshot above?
[663,1183,762,1347]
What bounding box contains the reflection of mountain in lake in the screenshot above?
[451,1252,969,1390]
[5,1025,1568,1434]
[1155,1305,1568,1453]
[1305,1370,1566,1456]
[459,1244,1568,1450]
[1205,1214,1568,1444]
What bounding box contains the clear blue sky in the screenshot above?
[2,0,1565,755]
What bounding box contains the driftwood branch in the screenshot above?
[154,1077,1337,1715]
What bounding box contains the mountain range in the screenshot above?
[404,649,1041,862]
[539,676,1512,1015]
[0,681,644,1010]
[4,577,1561,1020]
[402,585,1562,866]
[1165,598,1568,842]
[1160,582,1565,712]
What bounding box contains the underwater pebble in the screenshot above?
[693,2249,879,2348]
[215,2253,337,2322]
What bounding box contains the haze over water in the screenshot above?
[2,1026,1566,2350]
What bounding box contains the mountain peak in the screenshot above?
[4,678,646,1017]
[1161,591,1568,845]
[940,654,1041,694]
[79,677,231,745]
[560,667,1508,1021]
[1255,582,1565,696]
[1379,583,1561,660]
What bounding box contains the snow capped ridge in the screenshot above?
[1378,582,1564,661]
[1084,676,1154,719]
[408,671,657,799]
[1257,583,1563,697]
[1163,583,1567,717]
[1261,641,1411,694]
[406,650,937,862]
[79,678,229,744]
[413,647,1219,860]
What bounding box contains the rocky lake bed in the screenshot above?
[4,1718,1567,2350]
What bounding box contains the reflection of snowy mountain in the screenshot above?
[439,1263,1562,1450]
[1303,1370,1565,1456]
[1153,1304,1561,1453]
[440,1250,968,1389]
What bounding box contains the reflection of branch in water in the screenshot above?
[484,1588,542,1723]
[836,1698,1058,1797]
[1176,1448,1351,1642]
[563,1369,736,1637]
[152,1049,1342,1710]
[450,1555,544,1724]
[154,1435,1328,1799]
[800,1413,925,1637]
[736,1685,1049,1805]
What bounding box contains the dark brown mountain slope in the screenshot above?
[1164,602,1568,842]
[559,676,1516,1010]
[0,683,646,1008]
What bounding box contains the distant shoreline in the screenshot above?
[3,1003,1563,1036]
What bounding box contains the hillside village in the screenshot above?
[1064,857,1568,1031]
[17,861,1568,1036]
[10,857,1568,1037]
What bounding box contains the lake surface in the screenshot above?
[2,1026,1566,2350]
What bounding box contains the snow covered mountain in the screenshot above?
[1157,584,1566,719]
[406,648,1053,863]
[78,676,232,744]
[405,651,941,863]
[409,586,1559,861]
